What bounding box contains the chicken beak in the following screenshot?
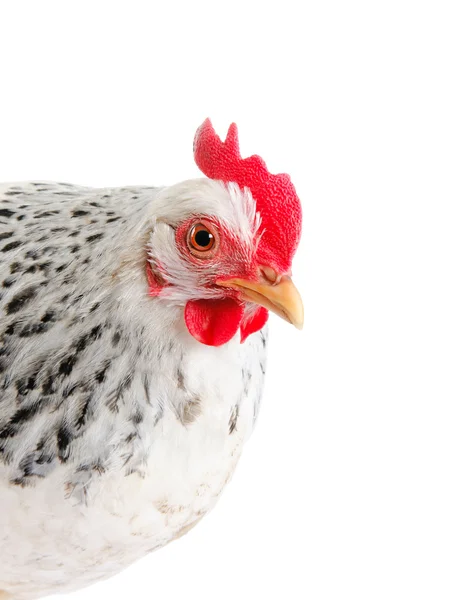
[217,275,304,330]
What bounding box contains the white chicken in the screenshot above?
[0,119,303,599]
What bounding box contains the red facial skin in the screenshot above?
[146,258,166,296]
[147,119,302,346]
[147,217,270,346]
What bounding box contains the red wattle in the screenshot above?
[184,298,244,346]
[240,307,269,343]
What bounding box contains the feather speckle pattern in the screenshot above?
[0,119,303,599]
[0,182,267,599]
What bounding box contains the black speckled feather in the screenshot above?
[0,180,268,600]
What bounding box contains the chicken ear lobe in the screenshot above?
[184,298,244,346]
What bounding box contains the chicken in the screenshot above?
[0,119,303,599]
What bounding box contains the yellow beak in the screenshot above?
[217,275,304,329]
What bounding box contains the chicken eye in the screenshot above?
[193,227,212,249]
[188,223,217,257]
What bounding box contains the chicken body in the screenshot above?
[0,182,267,599]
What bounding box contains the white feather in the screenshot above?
[0,180,268,599]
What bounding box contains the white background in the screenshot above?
[1,1,454,599]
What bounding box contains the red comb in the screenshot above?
[193,119,302,272]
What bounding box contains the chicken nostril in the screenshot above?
[260,266,280,285]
